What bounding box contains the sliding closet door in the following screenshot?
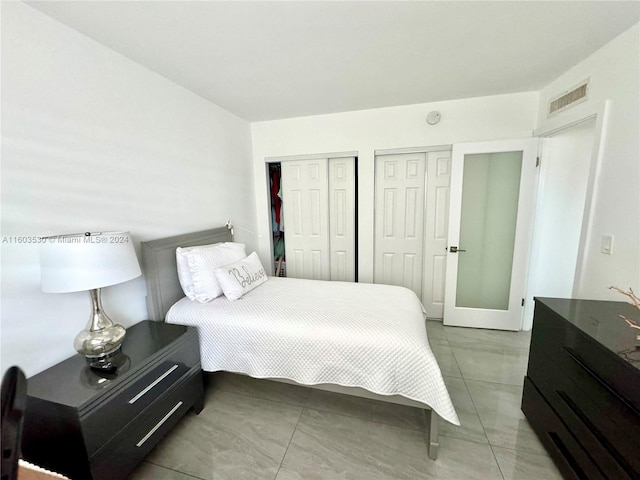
[374,152,426,297]
[422,151,452,318]
[329,157,356,282]
[281,159,331,280]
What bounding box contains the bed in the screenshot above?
[140,226,459,459]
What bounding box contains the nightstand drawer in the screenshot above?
[90,372,201,480]
[82,360,189,456]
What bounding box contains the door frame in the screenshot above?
[522,101,610,329]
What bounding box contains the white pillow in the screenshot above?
[176,242,246,302]
[213,252,268,301]
[176,243,218,300]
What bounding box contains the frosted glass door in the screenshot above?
[444,139,538,331]
[455,151,522,310]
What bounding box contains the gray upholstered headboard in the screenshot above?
[140,226,233,321]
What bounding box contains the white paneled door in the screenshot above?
[329,157,356,282]
[374,152,426,298]
[281,156,356,282]
[422,150,452,318]
[282,159,331,280]
[443,138,538,331]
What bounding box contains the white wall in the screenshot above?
[251,92,539,283]
[0,2,257,376]
[534,23,640,302]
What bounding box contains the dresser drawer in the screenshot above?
[530,302,568,354]
[82,360,189,456]
[559,347,639,438]
[528,348,639,479]
[522,377,605,480]
[89,371,202,480]
[531,301,640,409]
[531,313,640,436]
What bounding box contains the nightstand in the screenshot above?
[21,321,204,480]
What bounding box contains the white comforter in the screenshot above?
[166,277,459,425]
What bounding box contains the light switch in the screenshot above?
[600,234,614,255]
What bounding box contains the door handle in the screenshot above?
[449,246,466,253]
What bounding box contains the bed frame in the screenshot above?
[140,226,440,459]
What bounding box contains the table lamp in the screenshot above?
[40,231,141,361]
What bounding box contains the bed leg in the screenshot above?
[424,409,439,460]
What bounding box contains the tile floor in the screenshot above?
[128,321,563,480]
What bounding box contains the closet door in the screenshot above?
[422,151,451,318]
[281,159,331,280]
[374,153,426,297]
[329,157,356,282]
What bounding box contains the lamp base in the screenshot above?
[74,288,127,359]
[74,323,126,359]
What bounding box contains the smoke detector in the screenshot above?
[426,111,441,125]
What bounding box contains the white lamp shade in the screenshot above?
[40,232,142,293]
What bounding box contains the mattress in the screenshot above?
[166,276,459,425]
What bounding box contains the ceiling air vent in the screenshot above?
[548,79,589,116]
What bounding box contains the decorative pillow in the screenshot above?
[176,243,219,301]
[213,252,268,301]
[177,242,246,302]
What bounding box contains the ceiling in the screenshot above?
[25,1,640,122]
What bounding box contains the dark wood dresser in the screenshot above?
[21,321,204,480]
[522,298,640,480]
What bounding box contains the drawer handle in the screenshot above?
[129,365,179,404]
[557,390,635,478]
[136,401,183,448]
[562,347,640,418]
[548,432,588,479]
